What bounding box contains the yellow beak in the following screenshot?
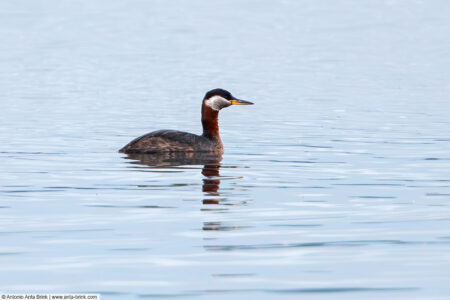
[230,99,254,105]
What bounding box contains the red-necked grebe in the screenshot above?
[119,88,253,154]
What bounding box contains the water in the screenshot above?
[1,0,450,299]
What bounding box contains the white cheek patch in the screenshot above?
[205,95,230,111]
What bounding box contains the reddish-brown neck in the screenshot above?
[201,104,221,142]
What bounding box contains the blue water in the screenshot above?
[1,0,450,299]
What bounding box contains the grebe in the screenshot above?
[119,88,253,154]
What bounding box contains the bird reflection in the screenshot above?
[122,152,249,233]
[202,164,221,204]
[123,152,222,168]
[123,152,223,205]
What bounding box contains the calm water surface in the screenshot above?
[1,0,450,299]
